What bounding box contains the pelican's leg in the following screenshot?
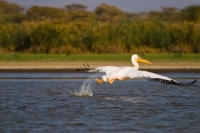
[95,78,103,84]
[106,78,115,84]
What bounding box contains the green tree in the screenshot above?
[26,6,69,21]
[30,23,64,53]
[94,3,125,22]
[160,6,180,22]
[65,4,87,11]
[0,1,24,14]
[181,5,200,22]
[0,1,25,23]
[65,4,95,21]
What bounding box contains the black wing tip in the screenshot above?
[184,79,197,86]
[187,79,197,85]
[147,78,198,87]
[174,79,198,87]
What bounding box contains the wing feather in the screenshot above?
[129,70,197,87]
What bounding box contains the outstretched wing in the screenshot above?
[129,70,197,87]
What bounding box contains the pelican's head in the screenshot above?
[131,54,152,65]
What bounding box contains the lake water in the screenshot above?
[0,72,200,133]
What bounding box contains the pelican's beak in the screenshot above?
[136,57,152,65]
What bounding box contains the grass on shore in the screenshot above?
[0,53,200,62]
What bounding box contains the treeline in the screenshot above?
[0,1,200,53]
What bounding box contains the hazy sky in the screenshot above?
[7,0,200,12]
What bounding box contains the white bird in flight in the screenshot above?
[77,54,197,87]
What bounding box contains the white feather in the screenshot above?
[85,54,197,86]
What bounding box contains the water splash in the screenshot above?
[69,74,99,97]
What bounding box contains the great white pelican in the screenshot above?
[77,54,197,87]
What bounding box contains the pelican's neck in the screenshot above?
[131,56,139,70]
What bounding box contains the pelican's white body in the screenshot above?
[92,66,171,82]
[89,54,174,83]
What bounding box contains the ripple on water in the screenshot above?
[105,96,146,103]
[0,72,200,133]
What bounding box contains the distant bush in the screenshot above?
[0,20,199,53]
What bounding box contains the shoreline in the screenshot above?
[0,61,200,73]
[1,69,200,73]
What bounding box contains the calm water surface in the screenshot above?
[0,72,200,133]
